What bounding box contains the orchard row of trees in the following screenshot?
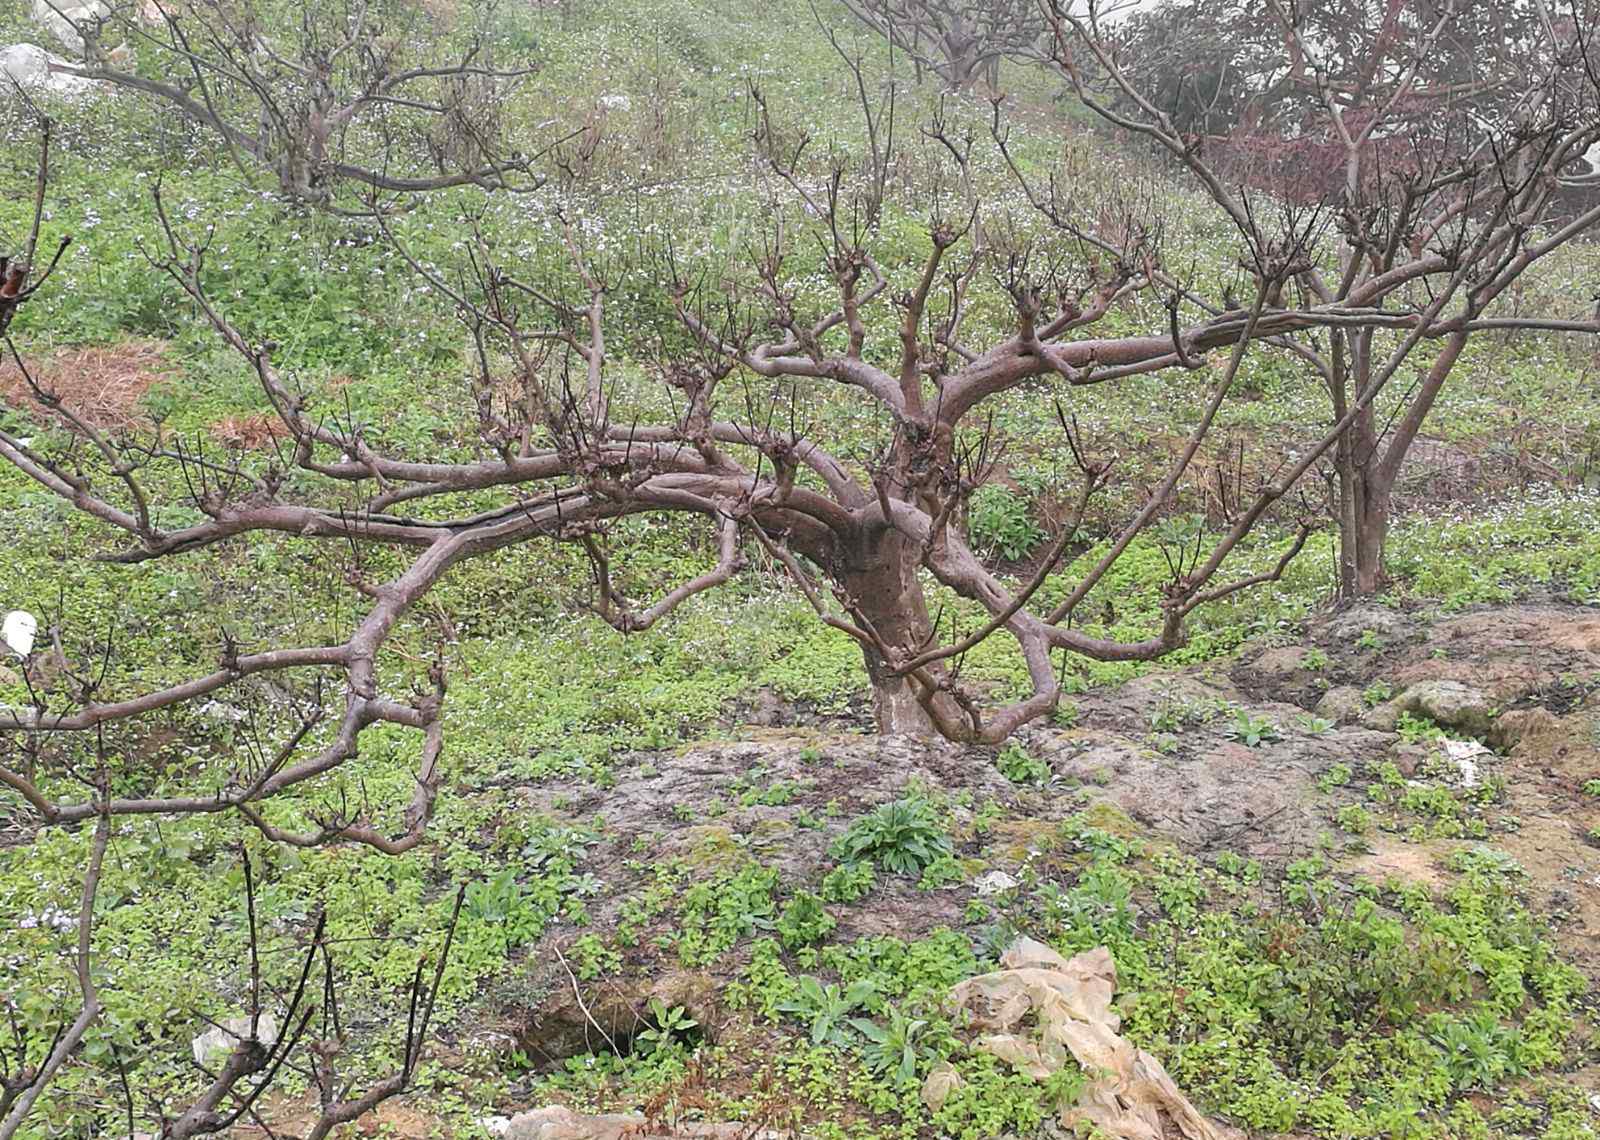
[1,1,1598,1131]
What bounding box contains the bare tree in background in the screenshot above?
[1107,0,1554,138]
[1052,0,1600,595]
[837,0,1045,91]
[46,0,546,207]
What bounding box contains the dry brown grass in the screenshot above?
[209,411,291,450]
[0,339,173,432]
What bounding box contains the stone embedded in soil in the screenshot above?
[1315,685,1366,724]
[1395,679,1496,736]
[1489,707,1563,752]
[1361,700,1403,731]
[1238,645,1311,683]
[1318,604,1418,647]
[1389,742,1432,778]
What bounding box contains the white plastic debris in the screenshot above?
[196,699,248,723]
[2,611,37,657]
[1443,737,1493,789]
[974,870,1020,896]
[191,1015,279,1066]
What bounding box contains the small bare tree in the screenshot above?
[46,0,546,208]
[1051,0,1600,595]
[837,0,1045,91]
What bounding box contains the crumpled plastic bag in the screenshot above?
[943,938,1234,1140]
[920,1060,965,1111]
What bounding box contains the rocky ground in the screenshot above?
[444,600,1600,1132]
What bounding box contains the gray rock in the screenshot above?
[494,1106,792,1140]
[1240,646,1310,681]
[739,686,789,727]
[1320,604,1416,647]
[1388,742,1432,778]
[1361,700,1403,732]
[1396,679,1495,736]
[496,1107,644,1140]
[0,43,98,97]
[1315,685,1366,724]
[30,0,108,53]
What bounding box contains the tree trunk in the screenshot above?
[866,656,941,736]
[1352,488,1389,594]
[1332,329,1465,599]
[1332,328,1392,599]
[842,530,961,738]
[941,29,985,91]
[1335,428,1392,599]
[1339,472,1391,597]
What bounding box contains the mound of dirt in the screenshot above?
[481,601,1600,1120]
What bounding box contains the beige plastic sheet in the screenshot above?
[943,938,1233,1140]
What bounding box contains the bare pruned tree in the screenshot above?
[1047,0,1600,595]
[45,0,547,208]
[5,3,1592,786]
[8,76,1353,764]
[836,0,1046,91]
